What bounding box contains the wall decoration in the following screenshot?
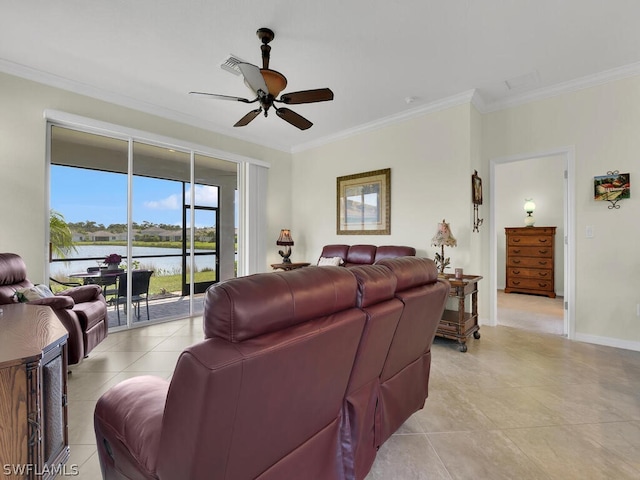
[472,170,483,232]
[337,168,390,235]
[594,171,630,209]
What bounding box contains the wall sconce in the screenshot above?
[431,219,457,275]
[524,199,536,227]
[276,229,294,263]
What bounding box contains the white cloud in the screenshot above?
[144,194,181,210]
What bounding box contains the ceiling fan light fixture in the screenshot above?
[261,69,287,96]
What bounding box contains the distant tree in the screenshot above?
[50,210,77,258]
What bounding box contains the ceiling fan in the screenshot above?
[190,28,334,131]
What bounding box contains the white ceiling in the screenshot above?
[2,0,640,153]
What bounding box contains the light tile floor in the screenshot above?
[65,300,640,479]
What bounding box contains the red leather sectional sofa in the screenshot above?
[94,253,449,480]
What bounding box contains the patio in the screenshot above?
[105,293,205,329]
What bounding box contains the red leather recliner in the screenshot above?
[0,252,108,365]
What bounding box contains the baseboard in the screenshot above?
[574,332,640,352]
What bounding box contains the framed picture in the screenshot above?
[472,170,483,205]
[594,172,630,201]
[337,168,390,235]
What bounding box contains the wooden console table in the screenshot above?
[0,304,70,479]
[270,262,311,271]
[436,274,482,352]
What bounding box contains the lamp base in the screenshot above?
[278,246,292,263]
[524,215,535,227]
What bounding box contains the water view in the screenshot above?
[50,245,215,277]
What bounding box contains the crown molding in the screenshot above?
[292,90,478,153]
[0,58,292,153]
[482,61,640,113]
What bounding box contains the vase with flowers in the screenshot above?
[104,253,122,270]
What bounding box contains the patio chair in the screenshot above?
[115,270,153,323]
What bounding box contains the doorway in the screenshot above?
[489,147,575,338]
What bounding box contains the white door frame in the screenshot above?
[489,146,576,338]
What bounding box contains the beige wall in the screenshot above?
[2,68,639,350]
[291,103,479,275]
[0,72,293,281]
[483,75,640,348]
[293,76,640,350]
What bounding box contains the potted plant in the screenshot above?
[104,253,122,270]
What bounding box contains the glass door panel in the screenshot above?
[132,142,190,325]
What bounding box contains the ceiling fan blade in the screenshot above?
[276,107,313,130]
[279,88,334,105]
[237,63,268,95]
[189,91,254,103]
[234,108,262,127]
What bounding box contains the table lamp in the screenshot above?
[276,229,294,263]
[431,219,457,275]
[524,199,536,227]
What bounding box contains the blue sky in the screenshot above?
[51,166,223,228]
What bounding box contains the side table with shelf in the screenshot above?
[436,274,482,352]
[270,262,311,271]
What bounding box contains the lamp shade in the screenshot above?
[276,229,294,246]
[431,219,457,248]
[524,199,536,213]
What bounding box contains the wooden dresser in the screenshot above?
[0,304,69,479]
[504,226,556,298]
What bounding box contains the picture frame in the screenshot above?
[472,170,483,205]
[594,171,630,209]
[337,168,391,235]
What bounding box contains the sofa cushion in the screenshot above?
[345,245,378,266]
[317,256,343,267]
[204,266,358,342]
[320,244,350,261]
[349,265,397,308]
[13,284,54,302]
[376,257,438,290]
[374,245,416,263]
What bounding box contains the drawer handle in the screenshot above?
[513,249,521,254]
[513,238,521,243]
[538,283,548,287]
[538,239,548,243]
[513,281,520,285]
[513,260,521,264]
[513,270,521,274]
[538,250,548,254]
[538,272,548,277]
[538,261,547,266]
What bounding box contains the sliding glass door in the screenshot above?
[49,125,238,329]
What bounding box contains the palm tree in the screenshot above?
[50,210,76,259]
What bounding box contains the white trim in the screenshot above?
[291,90,478,153]
[489,146,576,339]
[43,109,270,168]
[574,333,640,353]
[0,58,291,153]
[482,61,640,113]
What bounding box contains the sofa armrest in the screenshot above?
[28,296,74,309]
[94,376,169,478]
[58,284,103,303]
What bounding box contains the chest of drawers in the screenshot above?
[504,226,556,298]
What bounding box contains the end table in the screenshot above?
[437,274,482,352]
[270,262,311,271]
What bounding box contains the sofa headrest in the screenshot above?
[320,244,350,260]
[0,253,28,286]
[203,266,358,342]
[375,257,439,291]
[345,245,378,265]
[374,245,416,263]
[348,265,397,308]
